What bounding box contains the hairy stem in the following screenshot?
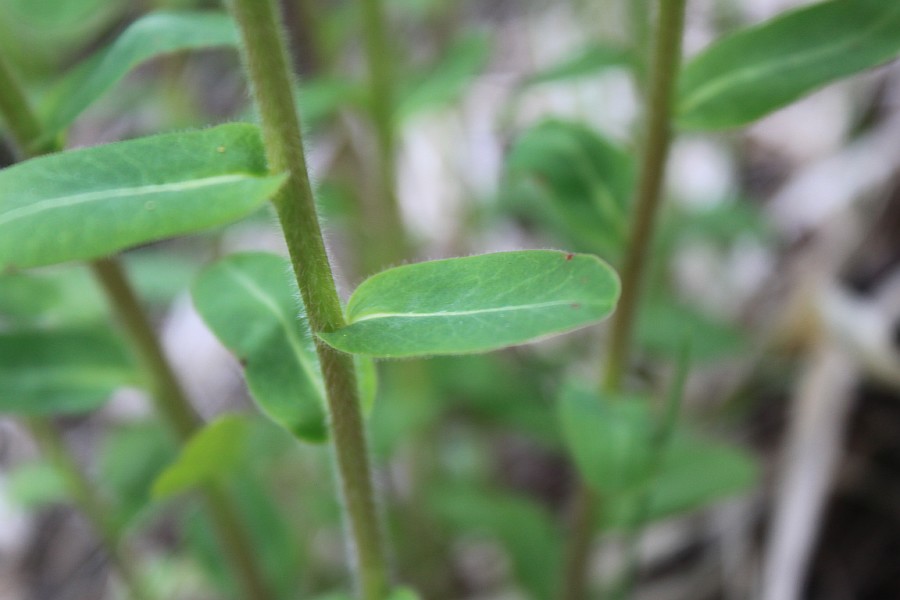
[27,418,152,600]
[0,52,272,600]
[225,0,390,597]
[559,1,688,598]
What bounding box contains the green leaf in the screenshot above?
[100,422,175,527]
[603,434,758,527]
[431,485,562,599]
[192,253,378,442]
[0,327,137,415]
[637,298,746,362]
[6,461,68,509]
[522,43,633,87]
[677,0,900,130]
[387,588,421,600]
[319,250,620,358]
[40,11,238,134]
[192,253,327,442]
[558,383,657,495]
[0,123,285,270]
[396,32,491,119]
[503,120,634,257]
[152,414,251,500]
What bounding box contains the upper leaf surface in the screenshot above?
[677,0,900,129]
[0,124,285,269]
[40,11,238,134]
[319,250,620,358]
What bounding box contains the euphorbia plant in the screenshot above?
[2,0,900,598]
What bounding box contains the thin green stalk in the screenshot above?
[225,1,390,598]
[0,55,50,157]
[90,259,273,600]
[0,53,272,600]
[27,418,152,600]
[359,0,409,270]
[559,1,688,598]
[602,0,687,392]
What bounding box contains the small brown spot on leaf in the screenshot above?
[571,303,581,309]
[239,357,248,367]
[566,253,574,261]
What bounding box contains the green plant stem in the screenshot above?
[225,0,390,598]
[602,0,687,392]
[0,52,272,600]
[359,0,409,270]
[90,258,273,600]
[27,418,152,600]
[0,55,49,157]
[559,1,688,598]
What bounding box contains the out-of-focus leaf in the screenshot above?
[40,11,238,135]
[298,77,366,126]
[319,251,620,358]
[677,0,900,130]
[0,327,137,415]
[558,383,657,495]
[5,461,68,508]
[387,588,421,600]
[637,298,746,362]
[504,119,634,257]
[100,422,175,527]
[0,124,285,270]
[152,414,251,499]
[0,0,128,75]
[522,43,633,87]
[396,32,491,118]
[184,472,304,600]
[0,273,61,323]
[603,434,758,527]
[431,485,562,599]
[124,249,205,307]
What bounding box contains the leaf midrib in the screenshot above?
[679,3,900,117]
[0,173,253,228]
[349,299,604,324]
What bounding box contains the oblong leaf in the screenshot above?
[521,43,633,87]
[503,120,633,257]
[677,0,900,130]
[0,327,138,415]
[40,11,238,135]
[0,123,285,269]
[192,252,327,442]
[319,250,620,358]
[152,414,251,500]
[558,383,657,495]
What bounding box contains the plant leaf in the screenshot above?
[521,43,633,87]
[558,383,657,495]
[396,32,491,119]
[602,434,758,527]
[40,11,238,135]
[0,123,285,270]
[192,253,327,442]
[192,252,378,442]
[503,120,634,257]
[319,250,620,358]
[677,0,900,130]
[152,414,251,500]
[0,327,138,415]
